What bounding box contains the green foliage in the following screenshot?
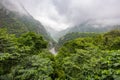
[18,32,48,54]
[0,29,54,80]
[11,55,54,80]
[0,29,19,75]
[1,28,120,80]
[57,32,99,50]
[55,29,120,80]
[0,29,17,53]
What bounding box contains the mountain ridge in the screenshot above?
[52,19,120,41]
[0,0,51,40]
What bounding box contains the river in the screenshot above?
[50,47,57,54]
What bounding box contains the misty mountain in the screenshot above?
[54,19,120,40]
[68,19,120,33]
[54,28,71,41]
[0,0,50,40]
[44,26,58,41]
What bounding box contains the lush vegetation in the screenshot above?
[1,28,120,80]
[56,29,120,80]
[0,29,54,80]
[57,32,99,50]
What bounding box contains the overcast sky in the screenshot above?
[3,0,120,31]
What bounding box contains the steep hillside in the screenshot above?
[55,19,120,40]
[0,0,50,40]
[57,32,99,49]
[55,29,120,80]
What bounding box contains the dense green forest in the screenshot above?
[0,28,54,80]
[57,32,99,50]
[1,28,120,80]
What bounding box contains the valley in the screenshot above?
[0,0,120,80]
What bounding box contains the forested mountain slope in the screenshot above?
[57,32,99,49]
[0,1,50,40]
[54,20,120,40]
[56,29,120,80]
[1,28,120,80]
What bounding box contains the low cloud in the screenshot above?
[2,0,120,30]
